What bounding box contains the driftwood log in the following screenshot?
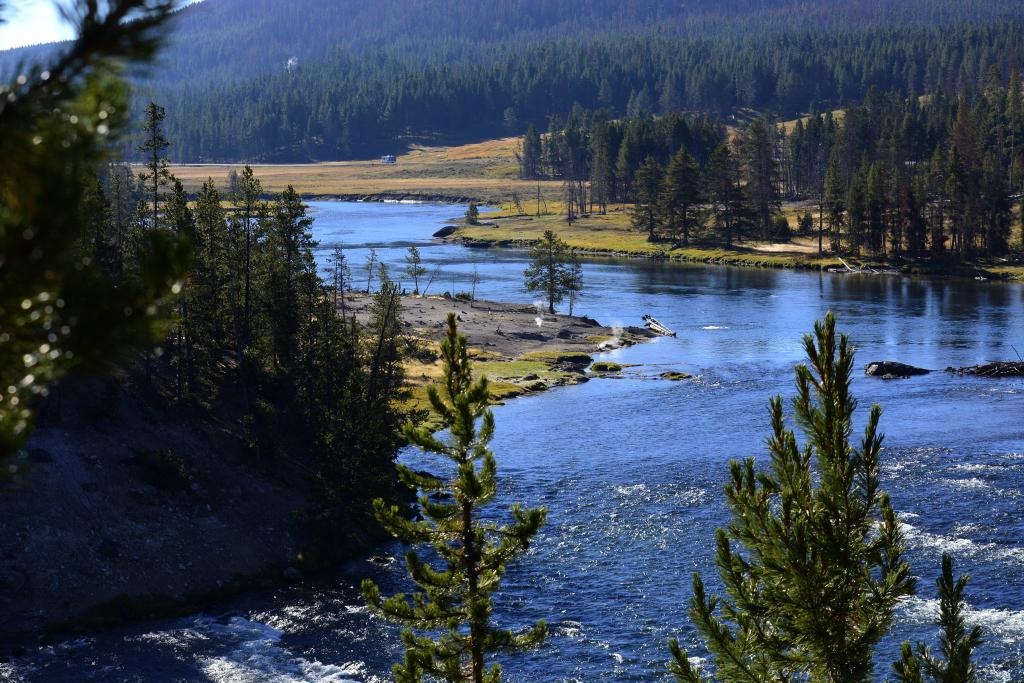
[945,361,1024,378]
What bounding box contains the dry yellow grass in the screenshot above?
[466,204,833,259]
[171,136,563,205]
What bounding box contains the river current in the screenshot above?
[4,201,1023,682]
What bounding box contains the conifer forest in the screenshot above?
[1,1,1023,681]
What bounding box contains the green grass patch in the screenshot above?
[590,361,624,373]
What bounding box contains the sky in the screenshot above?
[0,0,201,51]
[0,0,74,50]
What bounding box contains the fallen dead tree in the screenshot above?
[945,361,1024,377]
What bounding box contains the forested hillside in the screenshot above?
[6,0,1024,161]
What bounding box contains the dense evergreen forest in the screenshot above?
[523,73,1024,260]
[76,104,407,530]
[0,3,1007,679]
[156,20,1024,162]
[6,0,1024,162]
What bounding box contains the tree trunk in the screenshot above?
[462,499,484,683]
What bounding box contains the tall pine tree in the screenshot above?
[670,313,915,683]
[137,101,172,232]
[363,314,547,683]
[660,147,702,245]
[632,155,663,241]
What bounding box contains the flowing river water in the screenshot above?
[4,202,1024,682]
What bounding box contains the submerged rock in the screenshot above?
[864,361,930,379]
[660,371,692,381]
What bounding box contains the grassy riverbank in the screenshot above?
[454,204,1024,280]
[172,135,1024,281]
[456,205,844,271]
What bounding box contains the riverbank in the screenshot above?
[0,294,653,650]
[170,137,565,207]
[171,137,1023,282]
[342,293,656,427]
[0,367,369,649]
[449,207,1024,281]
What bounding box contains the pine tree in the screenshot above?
[137,101,173,232]
[866,162,887,255]
[589,119,615,213]
[190,178,231,394]
[980,153,1012,255]
[824,153,846,253]
[632,155,663,241]
[847,171,867,255]
[669,313,915,683]
[108,163,139,281]
[519,124,543,179]
[364,247,379,292]
[362,314,547,683]
[466,202,480,225]
[0,0,182,461]
[79,171,116,274]
[327,245,351,314]
[565,256,583,317]
[704,144,745,246]
[892,554,983,683]
[164,179,195,399]
[741,118,781,241]
[231,165,263,350]
[265,185,316,369]
[405,245,427,294]
[524,230,571,314]
[927,148,948,257]
[798,211,815,234]
[660,147,702,245]
[366,280,404,404]
[616,123,644,199]
[903,177,928,257]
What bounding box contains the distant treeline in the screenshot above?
[528,75,1024,259]
[150,20,1024,162]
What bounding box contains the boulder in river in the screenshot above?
[432,225,457,238]
[864,361,930,379]
[660,371,692,381]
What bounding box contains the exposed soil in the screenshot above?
[344,292,652,362]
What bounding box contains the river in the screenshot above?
[4,201,1023,682]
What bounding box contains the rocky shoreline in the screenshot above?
[344,293,656,406]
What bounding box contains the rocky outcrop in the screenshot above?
[660,371,692,381]
[432,225,457,238]
[864,361,930,379]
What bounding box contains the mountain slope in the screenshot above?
[6,0,1024,162]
